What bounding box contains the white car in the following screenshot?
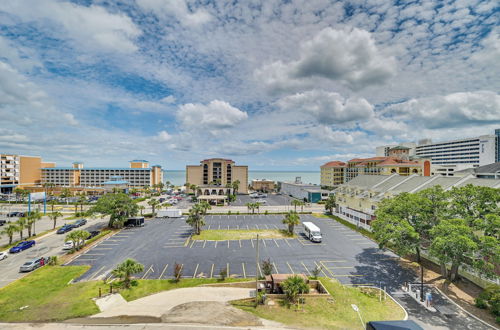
[0,251,8,260]
[256,199,267,204]
[62,241,74,250]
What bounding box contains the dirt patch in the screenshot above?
[161,301,263,327]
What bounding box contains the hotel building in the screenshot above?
[41,160,163,188]
[0,154,55,193]
[320,161,346,188]
[251,179,275,192]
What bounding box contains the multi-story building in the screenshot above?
[335,174,500,230]
[375,142,416,157]
[320,161,346,188]
[186,158,248,204]
[251,179,275,192]
[0,154,55,193]
[279,177,333,203]
[41,160,163,188]
[454,162,500,179]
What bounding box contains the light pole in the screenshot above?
[351,304,365,330]
[255,234,259,305]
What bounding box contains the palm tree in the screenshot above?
[282,211,300,235]
[186,203,208,235]
[48,197,58,213]
[112,258,144,288]
[291,200,302,212]
[147,199,160,216]
[26,211,42,236]
[13,187,24,202]
[1,223,18,245]
[231,180,240,195]
[198,200,211,215]
[16,217,27,240]
[138,205,145,216]
[325,195,336,214]
[66,230,90,251]
[190,184,198,195]
[48,211,63,229]
[281,275,309,304]
[60,188,72,204]
[255,202,262,214]
[246,202,254,214]
[158,182,165,193]
[77,193,86,213]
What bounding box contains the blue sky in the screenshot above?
[0,0,499,170]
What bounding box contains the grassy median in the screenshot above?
[232,278,405,329]
[191,229,294,240]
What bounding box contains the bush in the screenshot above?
[261,258,273,276]
[173,263,183,282]
[475,297,488,309]
[142,213,153,218]
[311,265,322,279]
[47,256,58,266]
[219,268,228,281]
[228,210,232,215]
[477,285,500,318]
[264,210,269,215]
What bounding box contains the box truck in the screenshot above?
[157,209,183,218]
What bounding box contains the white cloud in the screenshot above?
[155,130,172,142]
[177,100,248,129]
[382,91,500,129]
[1,0,141,53]
[276,90,374,124]
[256,27,396,93]
[137,0,212,27]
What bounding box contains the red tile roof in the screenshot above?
[321,161,346,168]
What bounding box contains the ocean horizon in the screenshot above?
[163,170,320,186]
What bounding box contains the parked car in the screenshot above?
[7,212,20,217]
[9,240,36,253]
[57,225,73,234]
[0,220,7,226]
[19,257,46,272]
[17,212,26,217]
[62,241,74,250]
[158,198,166,203]
[87,231,100,239]
[0,251,8,260]
[73,219,87,227]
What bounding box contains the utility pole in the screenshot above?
[255,234,259,305]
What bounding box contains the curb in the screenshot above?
[434,286,498,330]
[357,286,408,321]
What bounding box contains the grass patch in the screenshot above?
[191,229,294,240]
[120,278,253,302]
[232,278,405,329]
[0,266,108,322]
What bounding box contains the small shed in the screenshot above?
[264,274,308,293]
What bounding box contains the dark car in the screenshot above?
[159,198,165,203]
[0,220,7,226]
[17,212,25,217]
[87,231,100,239]
[56,225,73,234]
[73,219,87,227]
[7,212,19,217]
[19,257,46,272]
[9,240,36,253]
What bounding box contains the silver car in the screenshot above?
[19,257,46,272]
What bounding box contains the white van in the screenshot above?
[303,222,322,243]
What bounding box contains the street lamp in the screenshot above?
[351,304,365,330]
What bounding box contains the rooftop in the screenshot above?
[129,160,149,163]
[321,161,346,168]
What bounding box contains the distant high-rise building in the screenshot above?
[375,142,416,157]
[0,154,55,193]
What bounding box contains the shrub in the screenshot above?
[281,275,309,304]
[311,265,322,279]
[261,258,273,276]
[173,263,183,282]
[47,256,58,266]
[142,213,153,218]
[475,297,488,309]
[264,210,269,215]
[228,210,232,215]
[219,267,228,281]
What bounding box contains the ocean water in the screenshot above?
[163,170,320,186]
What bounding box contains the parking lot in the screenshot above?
[231,193,298,207]
[68,214,414,290]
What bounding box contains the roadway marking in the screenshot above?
[218,223,221,229]
[98,243,119,245]
[250,239,254,248]
[208,224,211,230]
[83,253,105,256]
[246,225,249,230]
[227,263,230,277]
[264,224,269,229]
[242,263,246,278]
[286,262,294,274]
[93,248,113,250]
[314,261,330,278]
[210,264,214,278]
[262,239,267,248]
[227,225,230,230]
[159,264,169,279]
[273,262,279,273]
[88,266,105,280]
[193,264,199,278]
[203,240,207,248]
[239,240,242,248]
[283,239,292,247]
[272,224,278,229]
[189,240,195,248]
[142,265,154,279]
[301,262,311,276]
[273,239,279,247]
[227,240,230,248]
[215,241,218,248]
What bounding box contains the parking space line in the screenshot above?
[215,241,218,248]
[210,264,214,278]
[88,266,105,280]
[76,258,97,261]
[203,240,207,248]
[183,237,190,247]
[284,239,292,247]
[273,262,279,273]
[227,240,230,248]
[98,243,119,245]
[246,225,249,230]
[142,265,154,279]
[227,263,230,277]
[321,260,348,263]
[218,223,221,229]
[349,238,367,241]
[301,262,311,276]
[83,254,104,256]
[189,240,195,248]
[257,263,263,277]
[334,274,365,277]
[262,239,267,248]
[239,240,242,248]
[272,224,278,229]
[227,224,230,230]
[264,224,269,229]
[159,264,169,279]
[193,264,199,278]
[208,224,211,230]
[164,245,184,248]
[93,247,113,250]
[251,239,254,248]
[314,261,330,278]
[242,263,246,278]
[286,262,294,274]
[273,239,279,247]
[320,261,335,278]
[168,238,185,241]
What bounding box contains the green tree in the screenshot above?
[148,199,160,217]
[13,187,24,202]
[1,223,18,245]
[48,199,58,213]
[448,185,500,225]
[77,193,87,213]
[138,205,145,216]
[186,203,207,235]
[281,275,309,304]
[89,193,138,228]
[16,217,27,240]
[26,211,42,237]
[112,258,144,288]
[430,218,477,281]
[198,200,211,215]
[189,184,198,195]
[48,211,63,229]
[373,192,430,300]
[282,211,300,235]
[231,180,240,195]
[324,195,336,214]
[60,188,72,202]
[246,202,254,214]
[291,199,302,212]
[261,258,273,276]
[66,230,90,251]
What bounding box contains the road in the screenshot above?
[0,217,108,288]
